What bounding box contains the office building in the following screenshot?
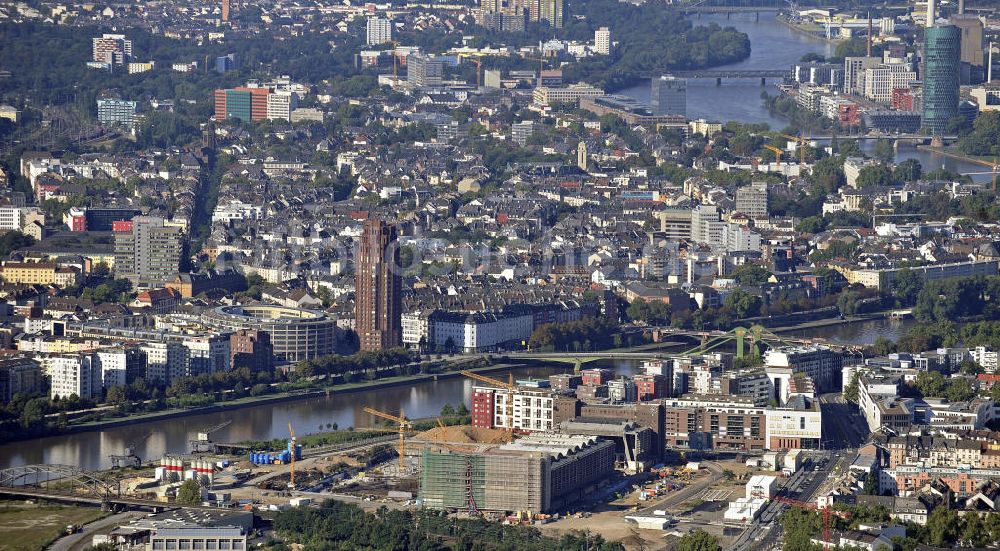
[97,98,138,130]
[532,83,604,106]
[950,15,984,68]
[764,346,842,403]
[203,305,339,363]
[651,76,686,116]
[367,17,392,45]
[407,54,444,88]
[356,219,402,351]
[113,216,184,288]
[214,87,269,122]
[215,53,237,74]
[472,385,558,431]
[92,34,131,65]
[539,0,563,28]
[594,27,610,55]
[843,56,880,95]
[420,435,614,513]
[735,181,769,219]
[923,25,961,135]
[0,357,43,404]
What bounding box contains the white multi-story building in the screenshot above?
[972,346,999,372]
[0,206,45,232]
[764,346,843,403]
[94,349,130,389]
[690,205,725,246]
[212,200,264,224]
[863,65,917,104]
[474,386,556,432]
[843,56,880,95]
[366,17,392,46]
[735,181,769,219]
[44,354,100,400]
[141,341,189,384]
[182,335,231,376]
[405,309,535,353]
[593,27,610,55]
[266,91,298,122]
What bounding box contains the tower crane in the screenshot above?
[470,58,483,88]
[763,143,784,163]
[460,371,516,438]
[777,132,810,164]
[288,423,296,489]
[362,406,413,472]
[772,496,852,551]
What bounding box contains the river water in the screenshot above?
[619,13,994,183]
[0,318,909,470]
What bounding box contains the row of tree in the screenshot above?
[271,499,624,551]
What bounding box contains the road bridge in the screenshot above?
[642,69,788,86]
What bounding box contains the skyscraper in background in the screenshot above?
[539,0,563,28]
[355,219,402,352]
[923,25,961,135]
[651,76,687,116]
[594,27,611,55]
[366,17,392,46]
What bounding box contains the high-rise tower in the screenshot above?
[923,25,961,135]
[355,219,402,352]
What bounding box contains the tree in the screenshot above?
[925,506,961,547]
[916,371,948,398]
[855,164,892,188]
[725,289,762,319]
[946,378,975,402]
[677,529,721,551]
[871,337,897,356]
[440,403,455,417]
[892,159,922,183]
[891,269,924,307]
[730,264,771,285]
[175,479,202,505]
[844,371,861,404]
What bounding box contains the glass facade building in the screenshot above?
[922,25,961,135]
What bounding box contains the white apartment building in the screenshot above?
[94,349,130,389]
[477,386,556,432]
[142,342,189,384]
[44,354,100,400]
[971,346,999,372]
[366,17,392,46]
[858,373,905,431]
[593,27,610,55]
[182,335,231,376]
[863,65,917,104]
[843,56,880,95]
[266,91,298,122]
[764,346,842,403]
[0,206,45,232]
[735,182,768,218]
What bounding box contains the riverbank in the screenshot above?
[916,145,998,168]
[8,362,534,443]
[774,14,845,45]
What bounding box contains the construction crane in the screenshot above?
[469,58,483,88]
[363,406,413,472]
[777,133,810,164]
[461,370,516,435]
[110,432,152,469]
[772,496,852,551]
[763,143,784,163]
[389,40,400,79]
[288,423,296,489]
[437,417,446,429]
[189,420,232,453]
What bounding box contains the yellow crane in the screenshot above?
[470,58,483,88]
[460,371,517,436]
[287,423,296,489]
[437,417,446,428]
[363,406,412,472]
[777,133,810,164]
[763,143,784,163]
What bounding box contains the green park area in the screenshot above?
[0,502,106,551]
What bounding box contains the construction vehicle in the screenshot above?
[772,496,852,551]
[189,420,232,453]
[362,406,413,472]
[110,432,151,469]
[460,371,517,437]
[288,423,296,489]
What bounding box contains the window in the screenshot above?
[180,541,191,550]
[800,417,806,430]
[153,540,166,550]
[207,540,218,550]
[232,542,244,550]
[193,541,205,550]
[166,540,178,550]
[220,540,232,550]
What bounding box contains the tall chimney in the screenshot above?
[926,0,936,27]
[867,12,873,57]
